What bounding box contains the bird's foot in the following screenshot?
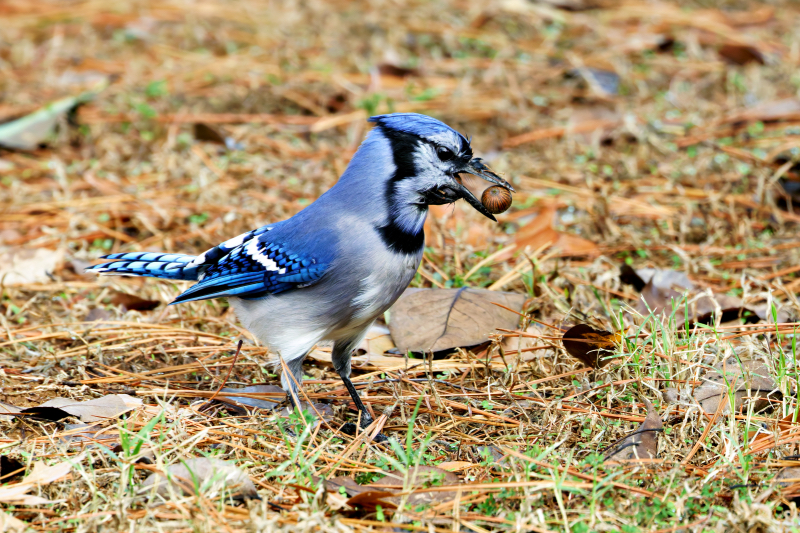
[340,422,389,443]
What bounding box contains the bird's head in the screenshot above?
[368,113,514,222]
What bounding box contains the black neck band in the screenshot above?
[374,127,426,255]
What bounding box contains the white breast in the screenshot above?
[350,250,420,323]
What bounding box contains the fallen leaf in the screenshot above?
[619,264,647,292]
[0,248,64,285]
[775,462,800,503]
[0,510,27,532]
[717,43,765,65]
[693,358,780,416]
[39,394,142,423]
[562,324,619,368]
[387,287,525,353]
[570,67,620,96]
[84,307,113,322]
[218,384,285,410]
[0,90,99,150]
[307,347,497,372]
[59,423,120,450]
[278,402,334,427]
[437,461,475,472]
[0,401,22,422]
[0,460,74,504]
[377,63,419,78]
[109,291,160,312]
[724,98,800,125]
[526,0,607,11]
[345,490,398,510]
[357,323,396,356]
[320,466,461,510]
[322,476,367,497]
[622,266,774,326]
[568,106,622,144]
[140,457,259,500]
[775,465,800,501]
[514,205,599,258]
[604,399,662,462]
[340,466,461,510]
[193,123,227,144]
[475,445,510,468]
[0,456,25,483]
[17,406,73,422]
[662,388,680,404]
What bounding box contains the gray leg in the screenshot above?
[280,354,306,409]
[332,327,386,440]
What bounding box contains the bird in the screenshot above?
[87,113,514,440]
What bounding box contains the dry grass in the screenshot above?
[2,0,800,531]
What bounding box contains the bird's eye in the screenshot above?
[436,146,454,161]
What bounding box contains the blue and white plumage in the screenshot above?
[88,113,513,439]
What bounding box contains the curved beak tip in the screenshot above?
[464,158,514,192]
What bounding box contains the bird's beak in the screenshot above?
[453,158,515,222]
[462,158,515,191]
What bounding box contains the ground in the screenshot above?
[2,0,800,531]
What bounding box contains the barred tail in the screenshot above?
[86,252,201,281]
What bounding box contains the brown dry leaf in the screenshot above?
[39,394,142,423]
[0,248,64,285]
[561,324,619,368]
[0,509,27,532]
[568,106,622,144]
[623,267,767,326]
[0,92,97,150]
[193,123,227,144]
[775,465,800,502]
[0,460,74,505]
[0,456,25,483]
[717,43,765,65]
[724,98,800,125]
[604,399,662,462]
[0,401,22,422]
[514,205,599,258]
[387,287,525,353]
[109,291,160,311]
[357,323,396,356]
[693,358,780,416]
[140,458,258,500]
[437,461,475,472]
[218,384,285,410]
[59,423,120,450]
[322,476,367,497]
[750,412,799,452]
[321,466,461,510]
[278,402,334,427]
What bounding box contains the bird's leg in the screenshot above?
[279,351,307,414]
[339,371,374,426]
[332,333,387,442]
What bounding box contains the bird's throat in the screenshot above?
[376,205,426,255]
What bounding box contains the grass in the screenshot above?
[2,0,800,531]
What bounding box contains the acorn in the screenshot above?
[481,185,512,214]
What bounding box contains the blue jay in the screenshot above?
[87,113,513,438]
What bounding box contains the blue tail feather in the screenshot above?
[86,252,200,281]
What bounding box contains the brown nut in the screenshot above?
[481,186,512,214]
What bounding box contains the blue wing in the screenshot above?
[87,225,275,280]
[88,223,334,305]
[170,228,333,304]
